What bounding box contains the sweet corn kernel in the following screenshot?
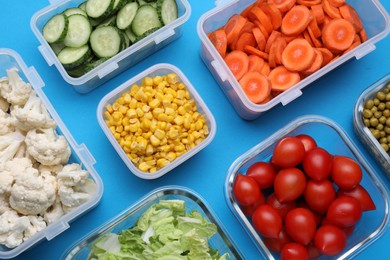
[126,109,137,119]
[157,158,170,168]
[129,98,137,109]
[150,135,160,146]
[153,75,163,85]
[143,77,154,86]
[177,90,186,99]
[138,162,150,172]
[112,102,120,111]
[129,123,139,133]
[149,167,157,173]
[149,98,160,108]
[166,152,176,162]
[157,121,167,130]
[142,131,152,140]
[123,93,132,103]
[109,126,116,134]
[177,82,185,90]
[106,104,113,113]
[177,106,186,116]
[116,125,124,133]
[167,73,179,84]
[113,133,121,140]
[142,105,150,113]
[154,129,165,140]
[145,144,154,156]
[144,112,153,119]
[112,111,123,121]
[136,107,144,117]
[157,113,168,122]
[174,116,184,125]
[174,144,185,152]
[152,107,164,118]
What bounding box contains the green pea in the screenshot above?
[383,109,390,117]
[378,102,386,111]
[363,109,372,118]
[377,123,384,131]
[387,118,390,127]
[381,130,386,137]
[380,137,388,143]
[377,91,386,101]
[371,106,378,113]
[374,111,382,118]
[387,102,390,109]
[379,116,387,124]
[386,93,390,101]
[372,129,381,139]
[365,99,374,109]
[374,98,380,105]
[370,117,379,127]
[385,126,390,134]
[381,143,389,152]
[364,118,371,127]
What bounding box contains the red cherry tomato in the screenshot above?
[296,134,317,153]
[240,200,263,218]
[263,227,292,253]
[304,179,336,214]
[266,193,296,219]
[297,201,322,226]
[337,184,376,211]
[314,225,347,256]
[326,195,362,228]
[246,162,277,189]
[233,174,264,206]
[274,168,306,202]
[321,217,356,236]
[281,243,309,260]
[303,147,333,181]
[331,156,362,190]
[252,204,283,238]
[285,208,317,245]
[272,136,306,168]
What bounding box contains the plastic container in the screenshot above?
[197,0,390,120]
[97,63,216,179]
[224,115,390,259]
[0,48,104,259]
[62,185,243,259]
[354,74,390,175]
[30,0,191,94]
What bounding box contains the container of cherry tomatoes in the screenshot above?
[224,115,390,259]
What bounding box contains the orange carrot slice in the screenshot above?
[265,30,282,53]
[239,71,271,103]
[322,18,355,51]
[343,41,361,54]
[308,14,321,38]
[281,38,316,72]
[255,21,270,40]
[260,3,283,30]
[317,47,334,66]
[244,45,270,60]
[297,0,321,6]
[359,28,368,42]
[281,5,312,36]
[252,27,267,51]
[224,50,249,80]
[224,14,248,45]
[322,0,341,19]
[269,66,301,91]
[339,4,363,32]
[235,32,257,52]
[303,30,314,47]
[311,4,325,24]
[261,62,271,76]
[248,55,265,72]
[248,6,274,34]
[302,48,323,75]
[241,3,256,18]
[274,37,288,64]
[307,27,323,48]
[208,29,228,58]
[267,0,296,13]
[328,0,345,8]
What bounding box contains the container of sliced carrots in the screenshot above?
[197,0,390,120]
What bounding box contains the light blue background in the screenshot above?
[1,0,390,259]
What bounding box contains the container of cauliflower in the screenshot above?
[0,48,103,259]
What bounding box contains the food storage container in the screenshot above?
[97,63,216,179]
[197,0,390,120]
[30,0,191,94]
[224,115,390,259]
[0,48,103,259]
[354,73,390,175]
[62,185,243,259]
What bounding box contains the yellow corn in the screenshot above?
[150,135,160,146]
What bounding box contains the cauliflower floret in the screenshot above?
[0,171,13,194]
[0,194,11,214]
[0,157,34,195]
[38,164,63,177]
[0,109,14,135]
[23,215,47,241]
[44,198,64,225]
[0,95,9,112]
[25,128,71,166]
[11,92,56,131]
[57,163,89,186]
[0,130,25,166]
[0,210,30,248]
[9,166,56,215]
[0,68,32,106]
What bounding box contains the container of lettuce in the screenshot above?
[62,186,243,259]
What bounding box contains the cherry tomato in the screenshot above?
[266,193,296,219]
[297,201,322,226]
[326,195,362,228]
[252,204,283,238]
[233,174,264,206]
[304,179,336,214]
[272,136,306,168]
[321,217,355,236]
[337,184,376,211]
[285,208,317,245]
[331,155,362,190]
[240,200,263,218]
[263,227,292,253]
[281,243,309,260]
[297,134,317,153]
[274,168,306,202]
[314,225,347,256]
[303,147,332,181]
[246,162,277,189]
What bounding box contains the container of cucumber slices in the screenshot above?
[30,0,191,93]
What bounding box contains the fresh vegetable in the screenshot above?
[207,1,367,104]
[0,68,97,248]
[314,225,346,256]
[252,204,283,238]
[271,136,306,168]
[302,147,332,181]
[88,199,228,259]
[280,242,309,260]
[246,162,276,189]
[233,173,264,206]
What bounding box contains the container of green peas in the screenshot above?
[354,74,390,175]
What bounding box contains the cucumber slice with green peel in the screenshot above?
[131,5,162,36]
[86,0,114,19]
[63,7,87,17]
[85,58,110,72]
[157,0,178,25]
[122,32,130,49]
[58,45,92,70]
[113,0,127,12]
[64,14,92,48]
[134,27,159,42]
[138,0,157,8]
[125,27,137,43]
[97,15,117,28]
[50,42,65,55]
[90,26,123,58]
[43,14,68,44]
[116,2,139,30]
[78,2,87,11]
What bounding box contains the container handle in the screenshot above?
[44,221,70,240]
[38,45,55,67]
[211,60,228,82]
[27,66,45,90]
[354,43,376,60]
[97,62,119,79]
[77,143,96,166]
[280,89,302,106]
[153,28,175,45]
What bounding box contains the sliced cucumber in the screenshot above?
[138,0,157,8]
[97,15,117,28]
[50,42,65,55]
[134,27,159,42]
[157,0,178,25]
[43,14,68,44]
[85,58,109,72]
[122,31,130,49]
[78,2,87,11]
[86,0,114,19]
[131,5,162,37]
[90,26,123,58]
[63,7,87,17]
[116,2,138,30]
[58,45,91,70]
[113,0,127,12]
[125,27,137,43]
[64,14,92,48]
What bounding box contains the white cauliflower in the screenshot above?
[0,194,11,214]
[0,172,13,194]
[0,68,32,106]
[43,198,64,225]
[0,130,25,166]
[23,215,47,241]
[0,95,9,112]
[38,164,63,177]
[25,128,71,166]
[11,92,56,131]
[0,109,13,135]
[57,163,89,186]
[9,166,56,215]
[0,210,30,248]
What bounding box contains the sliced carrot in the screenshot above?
[268,41,278,68]
[282,33,298,43]
[323,15,332,26]
[248,55,265,72]
[281,38,316,72]
[224,14,248,45]
[260,62,271,76]
[339,4,363,32]
[322,0,341,19]
[208,29,228,58]
[259,94,272,104]
[265,30,282,53]
[353,33,361,44]
[359,28,368,42]
[255,21,270,40]
[274,37,288,64]
[248,6,274,34]
[269,65,301,91]
[244,45,269,60]
[267,0,296,13]
[239,71,271,103]
[343,41,360,54]
[328,0,345,8]
[224,50,249,80]
[260,3,283,30]
[303,30,314,47]
[317,47,334,66]
[307,27,323,47]
[281,5,312,36]
[322,18,355,51]
[229,21,256,50]
[311,4,325,24]
[252,27,267,51]
[234,32,257,52]
[302,48,323,75]
[308,14,321,38]
[240,3,256,18]
[297,0,321,6]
